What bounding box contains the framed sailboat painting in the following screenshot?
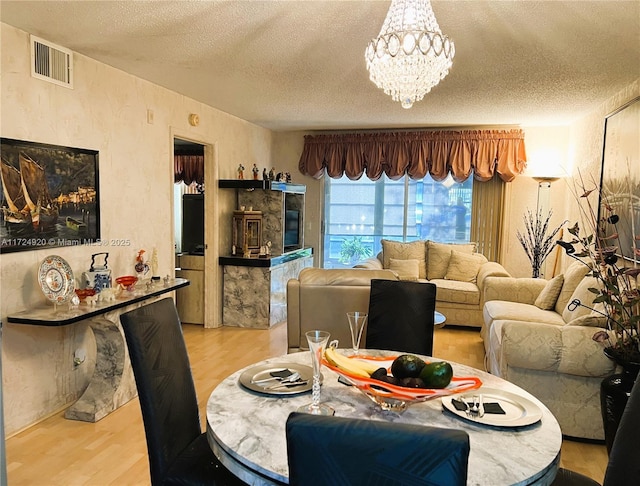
[0,138,100,253]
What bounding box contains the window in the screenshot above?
[323,173,473,268]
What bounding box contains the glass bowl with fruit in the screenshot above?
[323,341,481,413]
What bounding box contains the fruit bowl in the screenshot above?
[115,275,138,291]
[323,353,482,413]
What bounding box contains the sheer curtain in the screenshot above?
[470,174,507,262]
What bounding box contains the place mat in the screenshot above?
[442,388,542,427]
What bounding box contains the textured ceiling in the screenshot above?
[1,1,639,131]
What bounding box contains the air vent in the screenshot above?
[30,35,73,88]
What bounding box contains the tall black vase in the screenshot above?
[601,347,640,454]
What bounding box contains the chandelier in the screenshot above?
[365,0,455,109]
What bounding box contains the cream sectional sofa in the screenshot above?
[286,240,511,352]
[481,260,616,440]
[355,240,511,328]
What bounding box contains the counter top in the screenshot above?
[219,247,313,268]
[6,278,189,326]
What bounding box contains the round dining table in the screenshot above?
[206,349,562,486]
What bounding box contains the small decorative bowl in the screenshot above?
[115,275,138,291]
[323,353,482,413]
[74,288,96,301]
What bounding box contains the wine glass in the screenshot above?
[346,311,368,355]
[297,330,334,416]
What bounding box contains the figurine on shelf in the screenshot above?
[285,172,292,183]
[237,164,245,180]
[262,168,268,181]
[268,167,275,181]
[252,164,259,180]
[276,172,283,182]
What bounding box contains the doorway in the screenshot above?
[174,137,206,325]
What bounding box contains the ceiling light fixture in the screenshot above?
[365,0,455,109]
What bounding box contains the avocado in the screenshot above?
[390,354,426,379]
[419,361,453,388]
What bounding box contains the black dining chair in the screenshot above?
[120,297,245,486]
[552,374,640,486]
[365,279,437,356]
[286,412,469,486]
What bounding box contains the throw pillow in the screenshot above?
[426,241,477,280]
[381,240,427,279]
[534,274,565,310]
[555,260,591,315]
[562,276,602,323]
[389,258,420,281]
[566,312,608,328]
[444,250,488,283]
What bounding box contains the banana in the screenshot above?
[324,346,379,378]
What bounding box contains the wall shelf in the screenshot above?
[218,179,306,193]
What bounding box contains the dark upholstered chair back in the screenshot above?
[366,279,437,356]
[552,373,640,486]
[603,375,640,485]
[286,412,469,486]
[120,298,242,486]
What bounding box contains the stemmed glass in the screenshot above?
[297,330,334,416]
[346,312,368,355]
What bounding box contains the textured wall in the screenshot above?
[0,23,272,435]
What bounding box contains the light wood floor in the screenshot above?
[5,323,608,485]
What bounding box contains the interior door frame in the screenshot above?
[170,130,221,328]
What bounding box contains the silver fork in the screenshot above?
[462,396,479,418]
[264,373,304,389]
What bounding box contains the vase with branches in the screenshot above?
[516,209,566,278]
[556,173,640,364]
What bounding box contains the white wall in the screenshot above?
[0,23,272,435]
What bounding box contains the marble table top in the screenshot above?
[207,350,562,486]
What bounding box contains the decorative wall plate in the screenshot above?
[38,255,75,305]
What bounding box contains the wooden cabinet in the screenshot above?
[175,254,204,324]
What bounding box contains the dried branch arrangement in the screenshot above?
[516,209,566,278]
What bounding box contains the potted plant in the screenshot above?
[338,236,373,266]
[556,173,639,451]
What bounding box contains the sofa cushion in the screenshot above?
[534,274,564,310]
[483,300,565,326]
[444,250,488,283]
[555,260,591,315]
[381,240,427,279]
[389,258,419,281]
[562,276,601,323]
[430,279,480,305]
[426,241,477,280]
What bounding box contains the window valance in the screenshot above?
[174,155,204,185]
[298,129,527,182]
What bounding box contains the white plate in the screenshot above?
[442,387,542,427]
[38,255,75,304]
[238,362,315,396]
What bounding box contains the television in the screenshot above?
[284,209,300,251]
[182,194,205,254]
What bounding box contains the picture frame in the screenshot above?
[1,138,100,253]
[598,96,640,263]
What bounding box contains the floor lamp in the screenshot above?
[533,176,559,278]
